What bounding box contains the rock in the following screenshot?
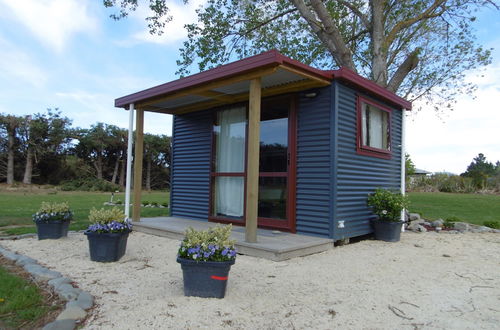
[435,227,442,232]
[76,291,94,310]
[48,277,72,290]
[24,264,62,282]
[56,306,86,321]
[409,218,425,225]
[409,213,421,221]
[423,221,432,226]
[15,255,37,266]
[42,319,76,330]
[0,248,19,261]
[442,254,451,258]
[57,284,82,301]
[454,222,470,232]
[432,219,444,227]
[414,244,423,248]
[407,222,427,232]
[493,229,500,233]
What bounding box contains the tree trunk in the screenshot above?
[6,128,15,185]
[94,155,103,180]
[22,147,33,184]
[146,157,151,191]
[370,0,388,86]
[111,156,120,184]
[119,150,126,187]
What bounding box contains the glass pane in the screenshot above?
[362,103,389,150]
[258,177,287,220]
[214,107,246,172]
[213,176,244,218]
[260,98,288,172]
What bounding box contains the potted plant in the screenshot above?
[84,207,132,262]
[367,188,409,242]
[177,224,237,299]
[33,202,73,240]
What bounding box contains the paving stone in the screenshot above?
[0,248,19,261]
[48,277,72,290]
[24,263,62,282]
[56,306,86,321]
[76,291,94,310]
[15,255,37,266]
[57,284,81,301]
[42,319,76,330]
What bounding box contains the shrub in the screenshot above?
[367,188,409,222]
[161,202,168,208]
[60,178,122,192]
[178,224,237,262]
[114,200,123,205]
[32,202,73,223]
[87,207,131,233]
[151,201,159,207]
[142,201,149,206]
[483,221,500,229]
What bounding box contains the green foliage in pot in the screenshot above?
[32,202,73,223]
[367,188,409,222]
[87,207,131,233]
[178,224,237,262]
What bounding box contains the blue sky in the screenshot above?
[0,0,499,174]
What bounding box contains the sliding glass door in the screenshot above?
[210,97,296,231]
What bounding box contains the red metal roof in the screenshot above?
[115,50,412,110]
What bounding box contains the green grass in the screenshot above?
[408,192,500,226]
[0,190,170,235]
[0,266,56,328]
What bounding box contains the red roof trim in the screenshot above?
[115,50,411,111]
[328,67,412,110]
[115,50,332,108]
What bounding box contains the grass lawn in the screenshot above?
[408,192,500,226]
[0,263,60,328]
[0,190,170,235]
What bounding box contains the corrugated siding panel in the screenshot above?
[171,110,212,220]
[296,88,332,237]
[333,82,403,239]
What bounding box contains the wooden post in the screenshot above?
[245,78,261,243]
[132,108,144,221]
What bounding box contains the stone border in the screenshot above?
[0,245,94,330]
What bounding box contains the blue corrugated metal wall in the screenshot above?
[295,88,333,237]
[171,110,212,220]
[331,81,403,240]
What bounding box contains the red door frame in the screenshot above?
[208,94,297,233]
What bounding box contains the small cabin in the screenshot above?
[115,50,411,242]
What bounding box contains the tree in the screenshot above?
[19,109,73,184]
[143,134,171,190]
[405,153,416,176]
[0,114,24,184]
[105,0,497,110]
[461,153,496,188]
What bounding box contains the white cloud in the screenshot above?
[0,0,98,52]
[121,0,205,46]
[406,62,500,174]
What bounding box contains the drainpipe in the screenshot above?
[400,109,406,230]
[125,103,134,220]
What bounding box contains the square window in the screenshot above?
[357,97,391,159]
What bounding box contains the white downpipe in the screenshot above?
[400,110,406,230]
[125,103,134,220]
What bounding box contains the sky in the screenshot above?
[0,0,499,175]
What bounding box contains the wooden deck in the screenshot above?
[133,217,334,262]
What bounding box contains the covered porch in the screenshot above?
[132,216,333,261]
[115,50,333,244]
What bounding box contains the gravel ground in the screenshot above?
[1,231,499,330]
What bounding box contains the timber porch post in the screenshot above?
[245,78,261,243]
[132,108,144,221]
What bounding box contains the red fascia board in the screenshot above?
[328,67,412,110]
[115,50,332,109]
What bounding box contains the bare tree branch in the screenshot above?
[387,48,420,92]
[338,0,371,29]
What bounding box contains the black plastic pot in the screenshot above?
[372,220,403,242]
[177,257,235,298]
[36,221,70,240]
[85,231,130,262]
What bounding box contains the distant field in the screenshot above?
[408,192,500,226]
[0,190,170,235]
